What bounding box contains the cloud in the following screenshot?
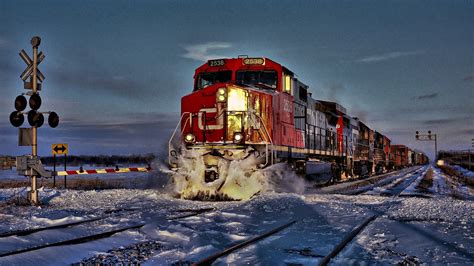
[0,37,7,48]
[422,118,457,125]
[416,93,438,100]
[182,42,231,61]
[463,75,473,81]
[357,50,423,63]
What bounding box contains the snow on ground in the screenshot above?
[452,165,474,179]
[335,196,473,264]
[398,166,430,196]
[0,166,473,265]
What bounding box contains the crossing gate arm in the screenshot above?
[55,167,151,176]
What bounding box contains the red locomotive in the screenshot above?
[169,57,428,199]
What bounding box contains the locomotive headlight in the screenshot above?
[184,133,195,143]
[216,87,227,103]
[233,132,244,143]
[228,88,247,111]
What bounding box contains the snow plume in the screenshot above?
[145,159,173,190]
[169,149,307,201]
[262,163,307,195]
[171,149,266,200]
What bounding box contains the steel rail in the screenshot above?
[0,206,145,239]
[168,207,216,220]
[318,165,428,265]
[0,216,105,238]
[0,223,145,258]
[339,166,422,195]
[192,220,296,266]
[318,215,377,266]
[0,206,211,241]
[354,167,422,196]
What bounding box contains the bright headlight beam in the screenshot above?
[184,133,195,143]
[227,88,247,111]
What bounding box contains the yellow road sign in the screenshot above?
[52,143,68,155]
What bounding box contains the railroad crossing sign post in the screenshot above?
[415,130,438,161]
[9,36,60,205]
[52,144,69,188]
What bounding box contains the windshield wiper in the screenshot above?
[235,81,275,91]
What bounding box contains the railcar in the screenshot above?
[169,57,427,199]
[391,145,409,169]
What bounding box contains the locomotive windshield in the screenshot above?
[195,71,232,90]
[236,70,278,89]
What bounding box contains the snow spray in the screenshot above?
[170,149,307,200]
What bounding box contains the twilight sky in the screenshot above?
[0,0,472,158]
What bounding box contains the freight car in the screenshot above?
[169,57,427,199]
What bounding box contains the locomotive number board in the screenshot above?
[243,58,265,65]
[208,59,226,67]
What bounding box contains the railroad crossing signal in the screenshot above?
[52,144,68,155]
[9,37,60,130]
[9,36,60,205]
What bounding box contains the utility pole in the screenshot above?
[415,130,438,161]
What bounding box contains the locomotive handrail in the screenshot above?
[253,113,274,166]
[168,112,191,167]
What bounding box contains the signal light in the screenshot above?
[415,131,419,139]
[27,110,44,127]
[48,112,59,128]
[29,93,42,110]
[9,111,24,127]
[15,95,27,111]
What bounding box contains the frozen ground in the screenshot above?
[0,165,473,265]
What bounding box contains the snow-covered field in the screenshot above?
[0,165,473,265]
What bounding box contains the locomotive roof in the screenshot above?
[196,57,295,75]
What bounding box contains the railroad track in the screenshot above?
[168,167,426,265]
[317,166,474,265]
[190,220,297,266]
[0,223,145,258]
[0,206,217,259]
[322,166,424,196]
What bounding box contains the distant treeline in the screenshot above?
[41,154,156,166]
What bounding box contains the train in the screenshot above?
[168,57,428,199]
